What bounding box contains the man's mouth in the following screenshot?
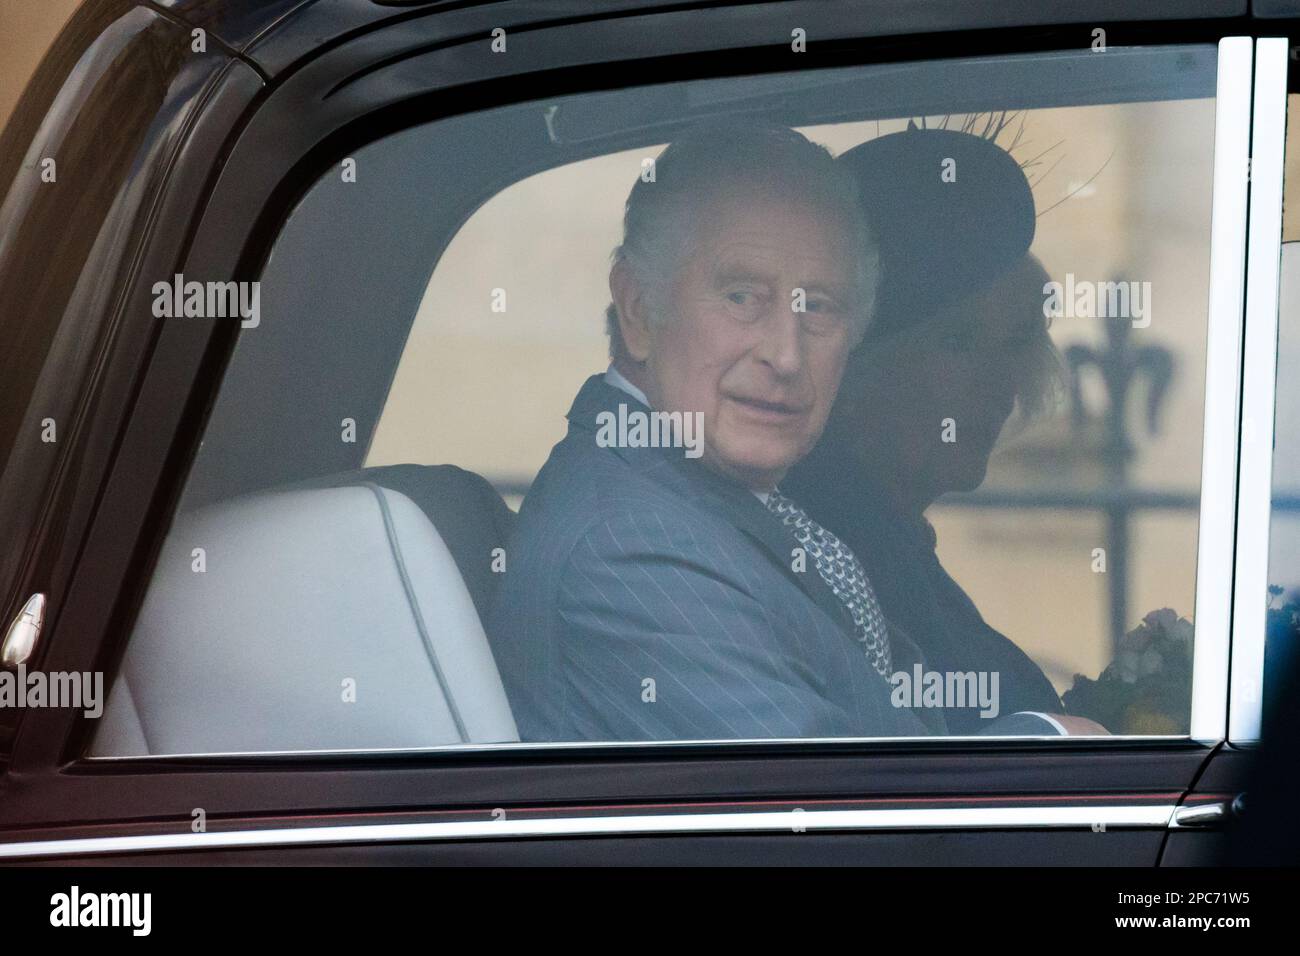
[726,394,807,422]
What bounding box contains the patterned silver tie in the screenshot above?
[766,489,893,678]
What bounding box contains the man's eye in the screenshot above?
[724,289,770,320]
[804,298,841,314]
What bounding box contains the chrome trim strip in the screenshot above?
[1228,37,1289,744]
[81,731,1180,762]
[1170,802,1228,828]
[1191,37,1253,744]
[0,805,1177,860]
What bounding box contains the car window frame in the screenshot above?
[1,6,1274,850]
[1225,36,1290,745]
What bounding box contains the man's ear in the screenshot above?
[609,258,654,363]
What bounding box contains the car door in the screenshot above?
[1167,17,1299,862]
[0,0,1282,865]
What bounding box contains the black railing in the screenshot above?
[490,474,1300,653]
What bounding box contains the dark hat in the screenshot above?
[839,124,1036,341]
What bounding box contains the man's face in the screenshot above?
[636,188,860,490]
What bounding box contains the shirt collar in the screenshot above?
[603,365,649,408]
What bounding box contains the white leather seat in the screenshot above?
[92,483,518,755]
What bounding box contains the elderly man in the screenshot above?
[489,122,927,741]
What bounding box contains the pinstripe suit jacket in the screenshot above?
[488,375,935,742]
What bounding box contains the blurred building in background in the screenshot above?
[369,101,1237,692]
[0,0,81,131]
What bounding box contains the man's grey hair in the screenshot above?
[605,120,878,361]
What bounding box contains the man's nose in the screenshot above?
[752,302,803,376]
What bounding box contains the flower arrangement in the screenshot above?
[1062,608,1193,735]
[1063,589,1300,734]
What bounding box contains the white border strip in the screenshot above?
[1191,37,1253,744]
[0,805,1177,860]
[1228,38,1289,744]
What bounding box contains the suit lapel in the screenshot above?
[697,477,861,638]
[565,374,860,639]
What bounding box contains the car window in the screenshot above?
[93,44,1226,756]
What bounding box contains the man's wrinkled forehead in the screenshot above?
[691,185,859,282]
[709,242,855,300]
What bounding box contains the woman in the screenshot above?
[785,125,1074,734]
